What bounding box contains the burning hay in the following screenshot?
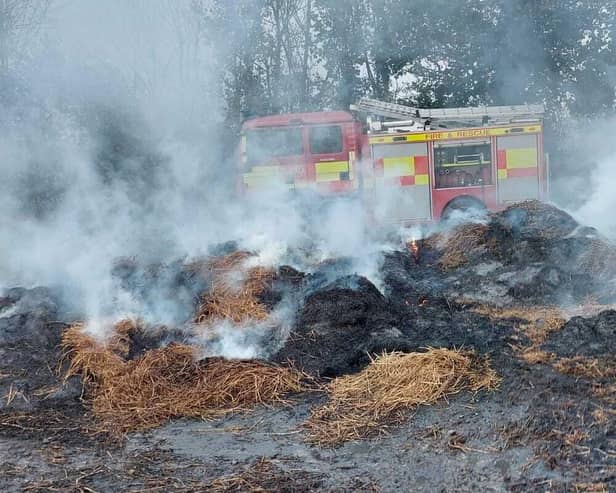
[195,251,275,325]
[304,348,500,446]
[61,324,306,434]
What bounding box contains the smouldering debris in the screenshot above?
[195,252,274,325]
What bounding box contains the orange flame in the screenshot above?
[409,238,420,263]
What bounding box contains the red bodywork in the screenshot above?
[239,111,547,223]
[240,111,363,193]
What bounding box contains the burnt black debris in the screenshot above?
[1,200,615,491]
[111,257,210,326]
[541,310,616,357]
[0,287,80,412]
[392,200,616,305]
[272,202,616,377]
[273,274,410,378]
[273,269,517,377]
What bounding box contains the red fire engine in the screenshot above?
[238,98,547,222]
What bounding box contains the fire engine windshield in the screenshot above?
[245,127,303,165]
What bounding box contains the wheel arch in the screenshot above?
[440,195,487,221]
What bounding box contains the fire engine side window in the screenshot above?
[309,125,343,154]
[246,128,303,164]
[434,141,492,189]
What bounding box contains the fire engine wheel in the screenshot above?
[441,196,487,222]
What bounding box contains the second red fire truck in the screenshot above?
[238,98,548,223]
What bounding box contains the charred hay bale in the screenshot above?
[380,251,520,352]
[576,238,616,280]
[426,220,522,270]
[498,200,579,241]
[0,287,59,346]
[299,275,387,326]
[304,348,499,446]
[541,310,616,358]
[274,275,408,378]
[410,201,614,305]
[505,265,595,303]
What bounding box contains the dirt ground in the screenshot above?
[1,202,615,492]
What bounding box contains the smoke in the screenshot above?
[0,1,232,332]
[0,0,404,356]
[4,0,612,359]
[562,115,616,240]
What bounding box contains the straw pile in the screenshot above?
[195,251,274,325]
[61,323,306,434]
[304,348,500,446]
[61,321,134,385]
[426,223,494,270]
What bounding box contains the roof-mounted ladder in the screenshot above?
[350,97,544,130]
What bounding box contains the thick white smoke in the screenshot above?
[0,0,402,348]
[552,116,616,240]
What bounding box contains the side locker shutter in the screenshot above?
[496,134,539,204]
[371,142,431,221]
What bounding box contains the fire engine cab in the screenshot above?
[239,98,547,222]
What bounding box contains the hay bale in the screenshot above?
[62,324,307,434]
[304,348,499,446]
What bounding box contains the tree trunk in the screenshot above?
[301,0,311,108]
